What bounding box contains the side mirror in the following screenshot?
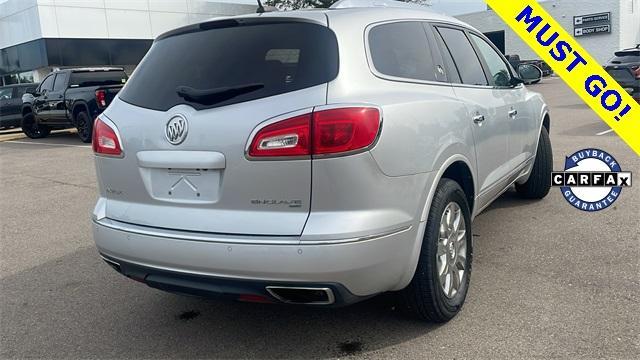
[517,64,543,85]
[510,76,525,86]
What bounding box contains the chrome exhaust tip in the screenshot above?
[100,255,122,273]
[266,286,335,305]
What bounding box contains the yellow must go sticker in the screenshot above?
[484,0,640,156]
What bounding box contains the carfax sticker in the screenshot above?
[552,149,632,212]
[484,0,640,156]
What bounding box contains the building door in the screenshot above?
[483,31,506,54]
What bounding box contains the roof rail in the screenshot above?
[330,0,427,10]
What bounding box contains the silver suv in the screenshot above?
[92,0,552,322]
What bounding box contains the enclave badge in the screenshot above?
[165,115,188,145]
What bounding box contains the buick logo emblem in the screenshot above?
[165,115,188,145]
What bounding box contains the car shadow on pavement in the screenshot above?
[1,246,440,359]
[480,187,539,214]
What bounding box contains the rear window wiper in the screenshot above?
[176,83,264,106]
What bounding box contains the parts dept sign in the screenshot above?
[574,12,611,37]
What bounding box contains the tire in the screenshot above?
[401,179,473,322]
[75,111,93,143]
[21,112,51,139]
[516,127,552,199]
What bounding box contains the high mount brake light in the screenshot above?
[92,116,123,157]
[248,107,381,158]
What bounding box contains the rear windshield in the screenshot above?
[69,71,128,88]
[607,69,636,83]
[119,21,339,111]
[609,50,640,64]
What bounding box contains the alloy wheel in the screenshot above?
[436,202,467,298]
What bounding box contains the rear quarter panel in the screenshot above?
[326,13,477,184]
[321,13,479,291]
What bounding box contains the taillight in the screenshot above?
[95,90,107,108]
[248,114,311,157]
[312,107,381,155]
[92,116,123,157]
[248,106,381,158]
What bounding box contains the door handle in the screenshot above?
[508,109,518,118]
[473,114,486,124]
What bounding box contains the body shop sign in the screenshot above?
[574,12,611,37]
[575,25,611,37]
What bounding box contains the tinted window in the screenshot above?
[53,72,69,91]
[14,86,30,97]
[433,29,462,84]
[0,87,12,100]
[2,74,18,85]
[119,21,339,111]
[369,22,436,81]
[470,33,512,87]
[40,75,55,92]
[69,70,127,88]
[437,27,488,86]
[609,50,640,64]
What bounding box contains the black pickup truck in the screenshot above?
[22,68,127,142]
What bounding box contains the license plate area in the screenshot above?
[143,168,221,203]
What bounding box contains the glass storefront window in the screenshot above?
[1,72,35,86]
[18,71,34,83]
[2,74,19,85]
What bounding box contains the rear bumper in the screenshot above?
[100,253,364,306]
[93,218,419,300]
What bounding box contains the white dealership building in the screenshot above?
[0,0,257,85]
[2,0,639,86]
[456,0,640,64]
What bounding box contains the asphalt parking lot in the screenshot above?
[1,77,638,359]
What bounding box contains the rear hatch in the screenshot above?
[96,16,338,236]
[604,49,640,89]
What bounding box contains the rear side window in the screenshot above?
[53,72,68,91]
[39,75,55,92]
[69,71,127,88]
[368,22,437,82]
[433,29,462,84]
[119,21,339,111]
[436,27,488,86]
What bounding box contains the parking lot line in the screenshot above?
[596,129,614,136]
[3,140,91,148]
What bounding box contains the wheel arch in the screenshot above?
[21,105,32,116]
[420,154,477,222]
[516,108,552,186]
[71,101,89,125]
[542,111,550,133]
[393,153,477,291]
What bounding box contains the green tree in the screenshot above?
[264,0,431,10]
